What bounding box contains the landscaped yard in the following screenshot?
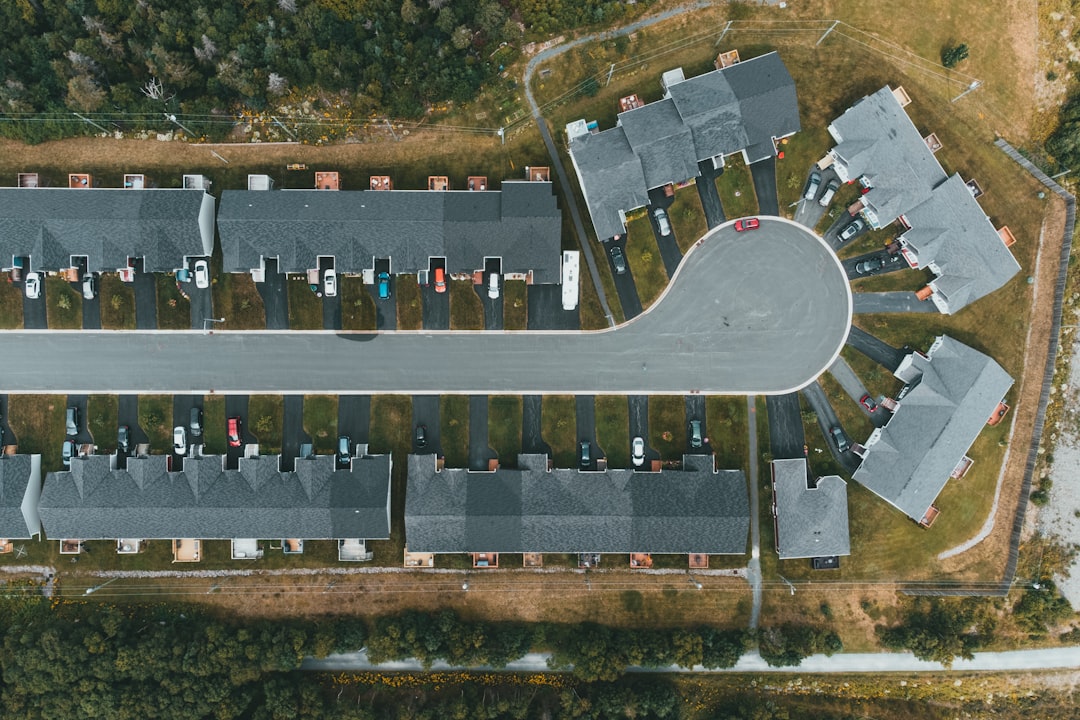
[98,273,135,330]
[154,273,191,330]
[248,395,284,455]
[7,395,65,470]
[0,278,24,328]
[439,396,470,468]
[396,275,422,330]
[45,276,81,329]
[341,276,376,330]
[849,266,934,293]
[714,155,759,220]
[648,396,686,461]
[287,277,322,329]
[503,279,527,330]
[595,396,629,468]
[818,374,875,446]
[541,395,577,468]
[202,396,226,454]
[87,395,118,452]
[449,279,484,330]
[625,212,668,309]
[774,125,831,213]
[488,395,522,467]
[705,397,750,473]
[137,395,173,454]
[840,346,904,401]
[212,273,265,330]
[303,395,338,454]
[668,185,708,253]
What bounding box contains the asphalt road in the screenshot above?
[256,260,287,330]
[749,157,779,216]
[0,220,851,395]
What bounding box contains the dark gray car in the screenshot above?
[189,407,203,438]
[610,245,627,275]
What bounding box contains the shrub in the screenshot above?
[941,43,970,68]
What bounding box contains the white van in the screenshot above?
[818,179,839,207]
[488,272,500,299]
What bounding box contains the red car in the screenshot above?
[227,417,242,447]
[433,267,446,294]
[859,394,878,412]
[734,218,760,232]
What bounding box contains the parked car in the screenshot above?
[488,272,500,299]
[839,218,864,242]
[337,435,352,464]
[804,171,822,201]
[66,406,79,436]
[734,218,760,232]
[689,420,703,449]
[855,257,886,275]
[173,426,187,455]
[62,440,75,467]
[415,424,427,449]
[194,259,210,289]
[81,273,96,300]
[830,426,851,453]
[117,425,131,455]
[227,416,242,448]
[323,269,337,297]
[377,271,391,300]
[189,407,203,438]
[818,179,840,207]
[433,267,446,294]
[653,208,672,236]
[610,245,627,275]
[579,440,591,470]
[632,437,645,467]
[24,272,40,300]
[860,394,878,412]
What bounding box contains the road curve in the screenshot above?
[0,219,850,395]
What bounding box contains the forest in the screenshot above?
[0,0,644,143]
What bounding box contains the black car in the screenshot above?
[415,424,427,449]
[117,425,131,455]
[830,426,851,453]
[579,440,591,470]
[337,435,351,465]
[610,245,627,275]
[855,257,886,275]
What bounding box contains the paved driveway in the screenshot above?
[171,395,198,468]
[792,166,839,229]
[695,162,726,229]
[117,395,149,448]
[22,281,46,329]
[684,395,712,454]
[749,157,779,216]
[527,284,579,330]
[647,189,684,277]
[828,357,888,428]
[801,382,860,473]
[65,395,93,446]
[846,326,906,372]
[606,236,643,319]
[468,395,496,470]
[280,395,310,470]
[422,284,450,330]
[476,285,504,330]
[766,392,805,460]
[575,395,600,469]
[0,395,14,447]
[338,396,370,445]
[131,260,157,329]
[256,259,287,330]
[842,249,906,280]
[627,395,659,467]
[411,395,441,455]
[224,395,252,470]
[188,279,214,330]
[521,395,549,455]
[853,292,937,314]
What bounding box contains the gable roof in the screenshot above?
[0,188,213,273]
[771,458,849,559]
[405,453,749,554]
[0,455,40,539]
[217,182,562,282]
[566,128,650,241]
[617,99,700,189]
[853,336,1014,522]
[38,453,391,540]
[720,52,801,162]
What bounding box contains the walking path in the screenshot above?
[746,396,762,629]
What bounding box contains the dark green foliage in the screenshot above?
[756,624,843,668]
[559,678,681,719]
[1013,579,1075,635]
[941,43,969,68]
[512,0,640,38]
[877,597,994,667]
[364,609,539,669]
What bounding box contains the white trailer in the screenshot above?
[562,251,579,311]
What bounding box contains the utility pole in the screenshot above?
[605,63,615,86]
[165,113,196,136]
[950,80,982,103]
[72,112,110,134]
[384,119,399,141]
[270,115,296,140]
[716,21,733,45]
[816,20,839,46]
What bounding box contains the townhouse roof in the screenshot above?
[853,336,1014,522]
[0,455,39,539]
[617,99,701,189]
[217,181,562,282]
[720,52,801,162]
[565,128,650,240]
[0,188,213,273]
[405,453,749,554]
[771,458,849,560]
[38,453,391,540]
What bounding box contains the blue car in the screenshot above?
[377,272,391,300]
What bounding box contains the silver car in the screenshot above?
[839,218,864,242]
[653,208,671,236]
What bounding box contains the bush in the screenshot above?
[757,624,842,668]
[941,43,970,68]
[877,597,994,667]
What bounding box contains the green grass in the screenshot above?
[706,396,749,473]
[87,395,118,452]
[488,395,522,468]
[154,273,191,330]
[449,279,484,330]
[504,279,527,330]
[814,180,863,235]
[595,396,629,468]
[303,395,338,454]
[714,155,760,220]
[648,396,686,461]
[800,394,847,480]
[541,395,577,468]
[439,396,470,468]
[669,185,708,253]
[212,272,265,330]
[248,395,284,455]
[7,395,66,471]
[203,396,226,454]
[625,213,668,309]
[840,346,904,401]
[341,276,376,330]
[818,374,875,447]
[0,277,24,328]
[367,395,412,566]
[775,125,832,214]
[45,276,81,329]
[137,395,173,454]
[837,223,898,260]
[396,275,423,330]
[98,273,135,330]
[287,277,323,329]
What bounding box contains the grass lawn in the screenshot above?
[341,276,376,330]
[850,267,934,293]
[98,273,135,330]
[714,155,759,220]
[395,275,422,330]
[669,185,708,253]
[367,395,412,566]
[814,180,863,235]
[594,396,629,468]
[0,278,24,328]
[837,223,897,261]
[7,395,65,471]
[488,395,522,467]
[203,396,226,454]
[818,374,875,447]
[287,277,323,329]
[541,395,577,468]
[840,346,904,401]
[503,279,527,330]
[45,276,81,329]
[625,212,668,309]
[706,397,749,473]
[87,395,118,451]
[648,396,686,461]
[137,395,173,454]
[439,396,470,468]
[212,272,265,330]
[154,273,191,330]
[248,395,284,455]
[801,394,847,479]
[303,395,338,454]
[449,279,484,330]
[775,125,832,213]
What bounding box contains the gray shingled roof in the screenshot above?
[568,51,799,240]
[217,182,562,282]
[771,458,849,560]
[854,336,1014,522]
[0,455,39,539]
[0,188,213,273]
[38,453,391,540]
[405,453,749,554]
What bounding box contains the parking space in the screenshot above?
[65,394,92,446]
[521,395,550,455]
[224,395,252,470]
[117,395,149,448]
[695,160,727,229]
[575,395,602,470]
[526,284,579,330]
[684,395,712,455]
[337,396,371,446]
[766,392,805,460]
[822,210,867,251]
[748,157,779,216]
[0,395,14,448]
[801,382,860,473]
[843,248,906,280]
[627,395,659,467]
[255,259,287,330]
[130,259,158,329]
[22,275,46,329]
[422,259,450,329]
[477,259,504,330]
[411,395,441,455]
[853,292,938,314]
[606,236,643,320]
[280,395,310,470]
[793,165,839,229]
[370,259,397,330]
[468,395,497,471]
[81,284,101,330]
[647,189,683,277]
[318,257,342,331]
[171,395,199,468]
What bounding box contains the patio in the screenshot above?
[283,538,304,554]
[172,539,201,562]
[339,539,372,562]
[404,548,434,567]
[472,552,499,568]
[59,539,81,555]
[231,539,263,560]
[116,539,141,554]
[523,553,543,568]
[630,553,653,569]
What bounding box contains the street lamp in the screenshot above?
[84,577,119,595]
[203,317,225,332]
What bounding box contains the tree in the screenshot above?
[757,624,842,668]
[941,43,969,68]
[877,597,993,667]
[1013,580,1073,634]
[65,75,106,111]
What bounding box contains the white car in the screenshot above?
[81,273,96,300]
[24,272,40,299]
[194,259,210,289]
[487,272,499,299]
[323,269,337,297]
[173,426,187,456]
[632,437,645,467]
